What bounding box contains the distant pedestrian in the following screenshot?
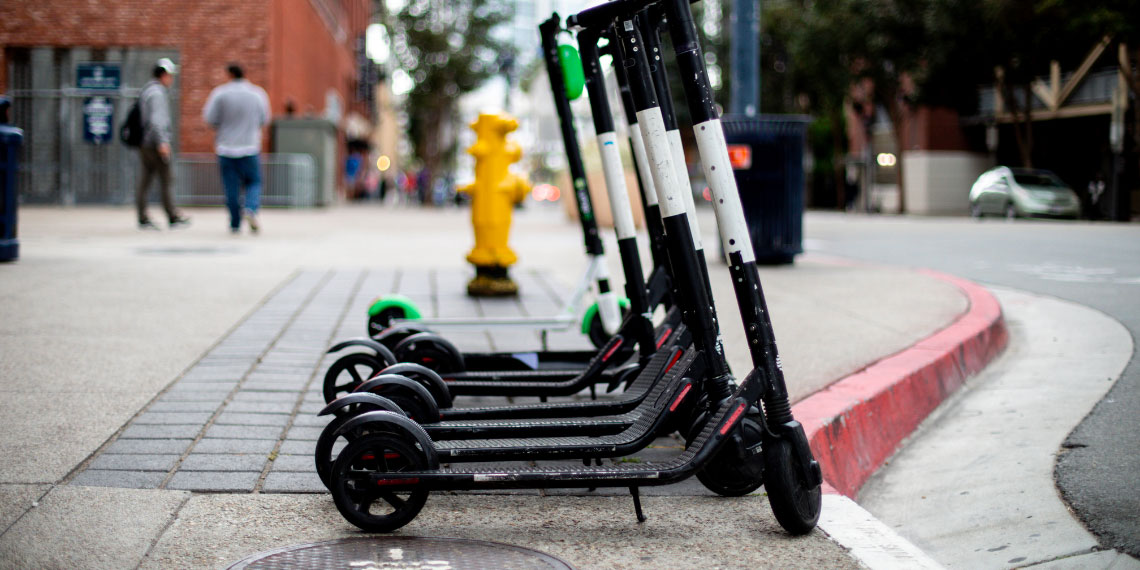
[203,63,270,234]
[136,58,190,230]
[1087,173,1106,220]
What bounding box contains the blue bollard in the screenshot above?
[0,124,24,262]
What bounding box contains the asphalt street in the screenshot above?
[805,212,1140,557]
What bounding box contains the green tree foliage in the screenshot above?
[388,0,515,199]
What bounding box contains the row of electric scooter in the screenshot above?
[311,0,823,535]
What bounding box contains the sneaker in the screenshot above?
[169,216,192,229]
[244,209,260,234]
[230,227,240,235]
[138,220,160,231]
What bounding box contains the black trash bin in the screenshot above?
[720,115,810,265]
[0,123,23,262]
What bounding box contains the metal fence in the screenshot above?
[7,47,319,208]
[7,46,181,205]
[174,153,318,208]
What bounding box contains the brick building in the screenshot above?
[1,0,373,204]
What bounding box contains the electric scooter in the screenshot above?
[324,1,822,536]
[311,21,722,484]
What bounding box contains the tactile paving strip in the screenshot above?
[226,536,574,569]
[69,268,593,493]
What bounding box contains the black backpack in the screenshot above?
[120,101,144,147]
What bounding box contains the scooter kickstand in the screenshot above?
[629,486,646,523]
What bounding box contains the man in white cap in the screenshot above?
[136,57,190,230]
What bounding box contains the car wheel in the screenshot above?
[1005,203,1017,220]
[970,202,983,219]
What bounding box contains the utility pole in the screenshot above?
[729,0,760,116]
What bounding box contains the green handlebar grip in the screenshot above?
[559,44,585,101]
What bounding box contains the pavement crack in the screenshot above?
[134,490,193,570]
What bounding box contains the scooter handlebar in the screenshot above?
[567,0,699,31]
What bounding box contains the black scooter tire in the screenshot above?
[763,435,822,535]
[379,363,453,409]
[368,307,408,336]
[323,353,387,404]
[316,399,410,487]
[330,434,430,533]
[360,383,435,424]
[373,323,432,349]
[393,333,465,374]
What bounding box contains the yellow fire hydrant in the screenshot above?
[459,112,531,297]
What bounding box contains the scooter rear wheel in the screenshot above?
[763,435,822,535]
[330,434,429,533]
[695,413,765,496]
[323,353,386,404]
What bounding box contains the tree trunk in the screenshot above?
[1000,79,1033,168]
[832,108,848,210]
[886,101,907,214]
[416,101,451,205]
[879,81,907,214]
[1022,83,1034,168]
[1120,45,1140,217]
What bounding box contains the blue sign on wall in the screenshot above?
[83,97,114,144]
[77,63,121,91]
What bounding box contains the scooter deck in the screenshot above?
[396,349,701,464]
[391,267,672,376]
[437,324,689,421]
[424,343,692,439]
[339,365,758,491]
[440,307,681,396]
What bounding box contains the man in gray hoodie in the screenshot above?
[136,57,190,230]
[203,63,270,234]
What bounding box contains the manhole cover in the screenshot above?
[227,537,575,570]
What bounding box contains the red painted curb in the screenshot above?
[793,269,1009,498]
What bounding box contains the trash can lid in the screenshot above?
[0,125,24,143]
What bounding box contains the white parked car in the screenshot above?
[969,166,1080,219]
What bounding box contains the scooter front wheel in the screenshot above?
[393,333,465,374]
[763,434,822,535]
[372,323,432,348]
[315,403,406,488]
[368,307,409,336]
[323,353,386,404]
[330,433,430,533]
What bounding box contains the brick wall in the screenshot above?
[1,0,370,154]
[270,0,364,122]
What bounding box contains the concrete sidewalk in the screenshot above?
[1,204,977,568]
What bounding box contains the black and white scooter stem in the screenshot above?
[613,13,732,388]
[539,15,623,336]
[578,27,655,358]
[657,0,795,421]
[607,38,671,277]
[637,10,705,257]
